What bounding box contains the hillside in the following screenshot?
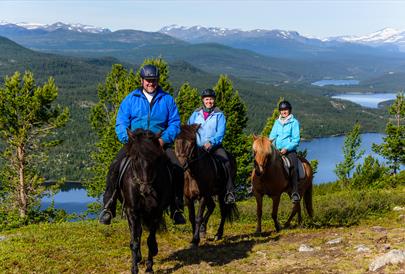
[0,186,404,273]
[0,36,388,180]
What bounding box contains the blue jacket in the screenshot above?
[269,115,300,152]
[115,87,180,144]
[187,107,226,147]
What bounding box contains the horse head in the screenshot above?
[252,135,273,176]
[125,128,163,185]
[174,124,201,170]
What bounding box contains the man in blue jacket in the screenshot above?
[188,88,236,204]
[99,64,186,225]
[269,100,301,203]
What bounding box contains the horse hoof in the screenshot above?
[214,235,222,241]
[254,230,262,236]
[189,242,199,249]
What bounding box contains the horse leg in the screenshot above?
[215,196,227,241]
[254,193,263,234]
[191,197,206,248]
[127,211,142,274]
[200,197,215,239]
[271,195,282,232]
[284,202,300,228]
[187,198,196,240]
[145,222,158,274]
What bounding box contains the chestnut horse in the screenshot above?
[175,124,238,247]
[251,135,313,233]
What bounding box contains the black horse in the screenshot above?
[174,124,239,248]
[112,128,173,274]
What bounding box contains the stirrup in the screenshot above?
[99,209,113,225]
[291,192,301,204]
[224,192,236,204]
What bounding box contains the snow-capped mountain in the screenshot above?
[0,21,110,33]
[328,28,405,50]
[160,24,308,42]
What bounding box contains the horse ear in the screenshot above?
[127,128,135,141]
[192,123,201,131]
[252,134,258,141]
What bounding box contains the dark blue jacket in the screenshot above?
[115,87,180,144]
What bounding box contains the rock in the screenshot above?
[355,244,371,253]
[369,249,405,271]
[398,214,405,221]
[0,236,5,241]
[327,237,343,245]
[371,226,386,232]
[298,244,315,252]
[393,206,405,211]
[381,244,391,251]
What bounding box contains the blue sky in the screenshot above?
[1,0,404,38]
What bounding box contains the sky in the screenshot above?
[1,0,405,38]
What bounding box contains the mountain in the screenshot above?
[327,28,405,52]
[0,21,110,34]
[159,25,402,59]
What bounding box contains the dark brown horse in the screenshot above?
[174,124,238,247]
[251,135,313,233]
[113,128,173,274]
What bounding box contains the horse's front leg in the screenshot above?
[254,192,263,234]
[271,195,282,232]
[200,197,215,239]
[191,197,206,248]
[187,198,196,237]
[127,210,142,274]
[145,219,159,274]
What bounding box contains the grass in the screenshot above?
[0,186,404,273]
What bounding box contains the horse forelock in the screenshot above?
[178,124,198,141]
[126,129,163,162]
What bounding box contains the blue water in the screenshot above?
[40,133,395,213]
[312,79,359,87]
[331,93,397,108]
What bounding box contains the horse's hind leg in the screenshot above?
[200,197,215,238]
[284,202,300,228]
[254,193,263,234]
[271,195,282,232]
[146,224,158,274]
[127,212,142,274]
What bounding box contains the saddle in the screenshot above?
[281,156,306,180]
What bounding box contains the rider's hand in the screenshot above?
[280,148,287,155]
[158,138,165,148]
[203,142,212,151]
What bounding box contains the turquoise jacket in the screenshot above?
[187,107,226,147]
[115,87,180,144]
[269,115,300,152]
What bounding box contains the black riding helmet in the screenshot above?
[140,64,159,80]
[278,100,292,111]
[201,88,216,98]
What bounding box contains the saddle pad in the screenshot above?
[281,156,306,179]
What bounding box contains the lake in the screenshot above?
[331,93,397,108]
[312,79,360,87]
[41,133,393,214]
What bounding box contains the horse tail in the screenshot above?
[303,181,314,218]
[224,203,239,223]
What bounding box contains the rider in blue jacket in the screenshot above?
[269,100,301,203]
[188,88,236,204]
[99,64,186,225]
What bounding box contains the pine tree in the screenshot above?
[213,75,251,190]
[261,97,284,136]
[175,82,200,124]
[0,71,69,217]
[335,122,364,185]
[372,91,404,174]
[137,57,174,95]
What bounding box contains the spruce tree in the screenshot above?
[213,75,251,191]
[372,91,404,174]
[0,71,69,217]
[261,97,284,136]
[175,82,200,124]
[335,122,364,186]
